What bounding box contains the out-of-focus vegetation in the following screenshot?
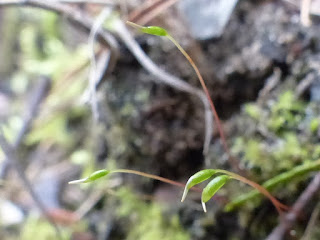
[1,1,320,240]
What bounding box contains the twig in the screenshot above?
[301,202,320,240]
[75,188,105,219]
[257,68,281,104]
[295,72,316,98]
[265,173,320,240]
[0,77,51,178]
[113,19,213,160]
[87,7,113,120]
[0,0,119,79]
[0,129,62,239]
[128,0,179,25]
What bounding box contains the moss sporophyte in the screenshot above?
[69,167,289,214]
[70,22,293,214]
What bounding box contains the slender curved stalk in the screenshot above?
[69,168,202,194]
[165,34,241,173]
[216,169,288,214]
[125,22,289,214]
[225,159,320,211]
[111,169,186,188]
[126,21,242,171]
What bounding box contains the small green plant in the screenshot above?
[70,22,289,215]
[126,21,238,171]
[69,167,288,214]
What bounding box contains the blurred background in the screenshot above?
[1,0,320,239]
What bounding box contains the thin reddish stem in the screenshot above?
[166,35,243,173]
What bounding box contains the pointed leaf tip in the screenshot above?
[68,178,87,184]
[201,175,230,204]
[69,170,110,184]
[181,188,188,202]
[181,169,216,202]
[202,201,207,213]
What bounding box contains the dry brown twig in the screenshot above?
[0,129,62,239]
[0,77,51,178]
[128,0,179,25]
[301,202,320,240]
[266,173,320,240]
[87,7,113,120]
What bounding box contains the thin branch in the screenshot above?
[301,202,320,240]
[266,173,320,240]
[128,0,179,25]
[0,129,62,239]
[0,77,51,178]
[87,7,113,120]
[113,19,213,160]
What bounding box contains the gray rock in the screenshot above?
[178,0,239,40]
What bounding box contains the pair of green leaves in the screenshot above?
[181,170,231,212]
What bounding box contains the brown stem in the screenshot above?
[216,170,289,215]
[166,34,243,174]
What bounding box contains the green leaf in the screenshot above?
[140,26,167,36]
[201,175,230,212]
[181,169,216,202]
[69,169,110,184]
[126,21,167,36]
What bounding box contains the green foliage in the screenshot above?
[20,216,70,240]
[310,118,319,133]
[268,91,304,133]
[69,169,110,184]
[116,188,189,240]
[126,21,168,36]
[244,103,261,121]
[225,159,320,211]
[235,91,316,177]
[201,175,230,212]
[140,26,168,36]
[229,89,320,212]
[272,133,308,168]
[181,169,217,202]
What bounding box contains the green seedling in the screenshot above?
[125,22,289,214]
[181,169,288,214]
[69,167,288,214]
[126,21,237,171]
[69,169,186,188]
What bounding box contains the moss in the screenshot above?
[20,216,71,240]
[267,91,305,134]
[116,188,189,240]
[233,90,319,179]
